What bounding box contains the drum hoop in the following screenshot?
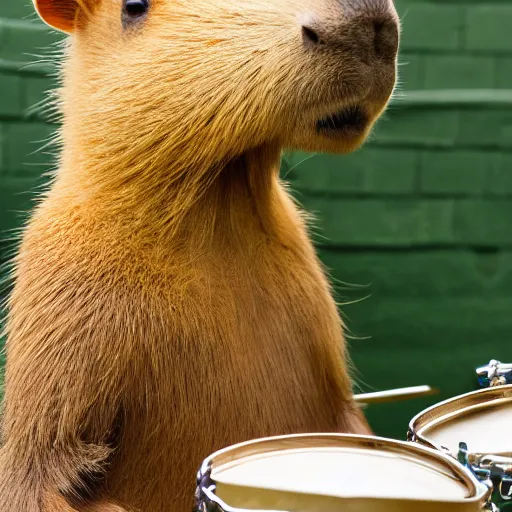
[197,433,491,509]
[408,385,512,454]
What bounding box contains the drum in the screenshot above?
[408,384,512,511]
[195,433,491,512]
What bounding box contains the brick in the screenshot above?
[0,19,6,50]
[363,149,417,194]
[300,198,454,246]
[397,3,463,51]
[423,56,495,90]
[397,53,423,91]
[488,153,512,195]
[419,150,497,195]
[466,6,512,53]
[347,298,512,371]
[0,71,23,117]
[0,177,39,237]
[454,200,512,245]
[349,297,512,353]
[24,76,57,121]
[3,122,57,174]
[495,58,512,89]
[320,250,512,299]
[283,152,350,193]
[285,148,417,195]
[1,2,38,20]
[348,286,512,356]
[0,123,4,174]
[457,109,512,149]
[374,108,459,148]
[283,152,343,192]
[3,20,63,64]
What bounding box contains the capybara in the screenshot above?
[0,0,399,510]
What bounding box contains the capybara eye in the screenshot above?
[123,0,149,19]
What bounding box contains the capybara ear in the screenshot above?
[32,0,94,33]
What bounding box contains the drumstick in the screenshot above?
[354,385,439,404]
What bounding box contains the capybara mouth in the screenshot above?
[316,105,368,137]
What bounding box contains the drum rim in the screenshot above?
[199,433,490,506]
[408,385,512,455]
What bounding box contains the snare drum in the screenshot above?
[195,434,491,512]
[408,385,512,510]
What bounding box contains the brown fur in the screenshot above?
[0,0,399,510]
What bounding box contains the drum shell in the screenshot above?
[214,483,484,512]
[408,385,512,457]
[197,433,490,512]
[408,385,512,511]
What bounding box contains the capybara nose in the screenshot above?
[302,0,399,64]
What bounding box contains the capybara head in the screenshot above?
[34,0,399,168]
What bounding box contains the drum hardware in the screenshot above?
[408,360,512,511]
[196,461,241,512]
[477,360,512,388]
[458,444,512,506]
[196,461,217,512]
[457,442,496,505]
[196,464,243,512]
[196,462,287,512]
[474,361,512,504]
[196,461,228,512]
[478,455,512,502]
[485,500,500,511]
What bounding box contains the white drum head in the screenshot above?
[203,434,489,512]
[409,385,512,457]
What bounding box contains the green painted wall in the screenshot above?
[1,2,511,439]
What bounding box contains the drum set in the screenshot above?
[195,359,512,512]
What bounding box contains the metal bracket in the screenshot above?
[480,455,512,501]
[195,460,288,512]
[501,477,512,501]
[459,442,512,505]
[476,360,512,388]
[458,443,493,483]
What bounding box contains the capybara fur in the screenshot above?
[0,0,399,510]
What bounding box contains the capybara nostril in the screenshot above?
[302,25,321,47]
[372,18,399,61]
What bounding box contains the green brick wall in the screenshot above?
[1,2,511,439]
